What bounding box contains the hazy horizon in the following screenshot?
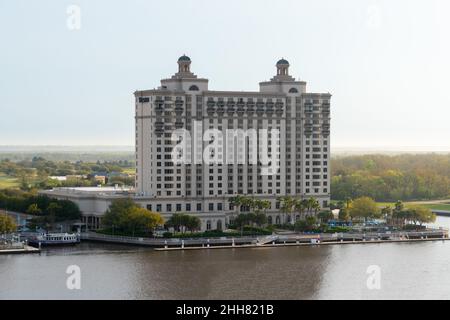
[1,145,450,155]
[1,0,449,147]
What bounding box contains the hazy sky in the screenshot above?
[1,0,449,149]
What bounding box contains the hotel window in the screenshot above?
[197,203,202,211]
[166,204,172,212]
[156,204,162,212]
[146,204,152,211]
[186,204,191,211]
[209,203,214,211]
[176,204,182,211]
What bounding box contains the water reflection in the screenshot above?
[1,217,450,299]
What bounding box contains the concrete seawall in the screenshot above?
[155,236,450,251]
[81,229,449,250]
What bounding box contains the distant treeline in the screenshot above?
[0,189,81,222]
[331,154,450,201]
[0,156,135,190]
[0,152,134,163]
[0,157,133,177]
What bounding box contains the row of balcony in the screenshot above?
[304,129,331,136]
[206,105,283,115]
[207,100,284,108]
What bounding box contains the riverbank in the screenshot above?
[155,235,449,251]
[81,228,448,250]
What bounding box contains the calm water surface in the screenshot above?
[1,216,450,300]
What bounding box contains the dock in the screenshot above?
[0,245,40,255]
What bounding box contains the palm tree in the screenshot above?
[250,199,271,227]
[294,199,306,221]
[392,200,404,226]
[306,197,320,217]
[381,205,392,221]
[279,196,295,224]
[241,197,254,214]
[229,195,244,222]
[394,200,404,212]
[312,199,321,215]
[261,200,271,218]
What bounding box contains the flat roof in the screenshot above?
[55,187,132,192]
[39,186,134,198]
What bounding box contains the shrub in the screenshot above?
[163,232,173,238]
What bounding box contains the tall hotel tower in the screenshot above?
[134,56,331,231]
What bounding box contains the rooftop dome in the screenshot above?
[276,58,289,65]
[178,55,191,62]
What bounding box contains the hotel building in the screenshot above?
[134,55,331,231]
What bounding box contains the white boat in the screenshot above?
[27,232,80,246]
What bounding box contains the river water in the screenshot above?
[1,216,450,300]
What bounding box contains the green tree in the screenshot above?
[229,195,244,219]
[0,214,17,233]
[407,205,436,226]
[45,202,61,230]
[318,210,334,223]
[278,196,295,224]
[394,200,404,213]
[166,213,201,234]
[381,205,392,220]
[294,216,317,232]
[349,196,380,221]
[233,213,250,235]
[102,198,136,228]
[294,199,307,220]
[26,203,42,215]
[126,207,164,236]
[253,212,267,227]
[102,198,163,236]
[305,197,321,216]
[185,215,201,232]
[338,207,350,221]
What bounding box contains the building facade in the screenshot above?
[134,56,331,231]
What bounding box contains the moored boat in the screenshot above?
[26,232,80,246]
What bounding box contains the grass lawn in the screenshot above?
[0,172,19,189]
[122,167,136,175]
[376,202,396,207]
[334,199,450,212]
[420,203,450,211]
[376,201,450,211]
